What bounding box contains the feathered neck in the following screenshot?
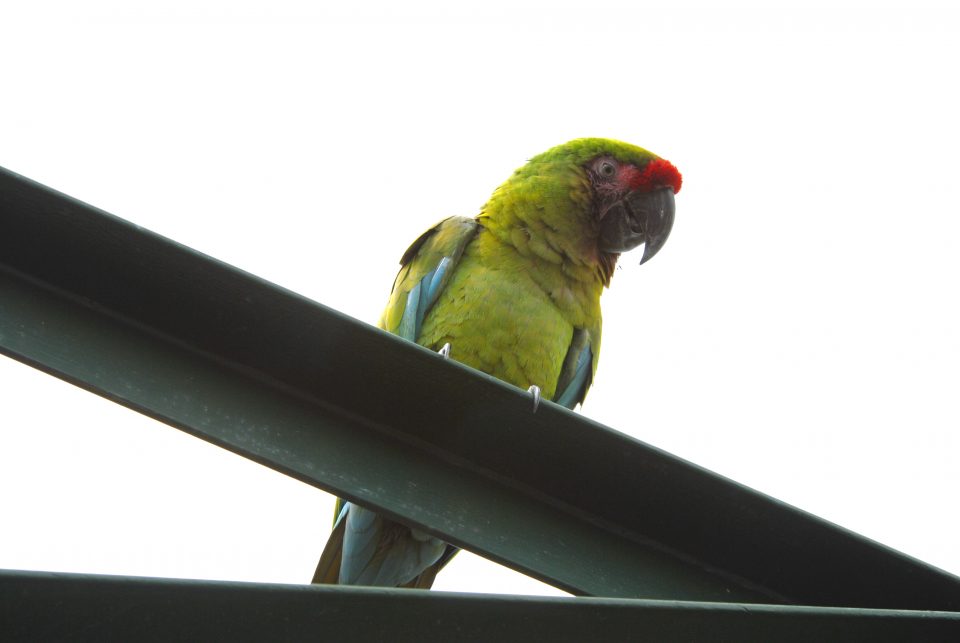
[477,162,616,288]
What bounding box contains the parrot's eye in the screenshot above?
[598,161,616,178]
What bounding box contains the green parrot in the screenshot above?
[312,137,681,588]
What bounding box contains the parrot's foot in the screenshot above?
[527,385,541,413]
[438,343,451,360]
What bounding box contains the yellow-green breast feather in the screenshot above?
[381,215,603,403]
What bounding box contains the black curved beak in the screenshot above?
[598,188,676,264]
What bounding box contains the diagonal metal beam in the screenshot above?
[3,570,960,643]
[2,165,960,608]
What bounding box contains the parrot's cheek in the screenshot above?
[597,188,675,264]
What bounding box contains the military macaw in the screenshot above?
[312,138,681,588]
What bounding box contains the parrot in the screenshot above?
[312,137,681,589]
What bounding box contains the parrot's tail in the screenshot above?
[311,518,345,585]
[311,510,459,588]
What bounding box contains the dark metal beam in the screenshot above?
[2,570,959,643]
[2,165,960,608]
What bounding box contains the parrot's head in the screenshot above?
[485,138,681,284]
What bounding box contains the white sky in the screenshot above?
[2,1,959,598]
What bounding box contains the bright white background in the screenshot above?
[1,1,958,596]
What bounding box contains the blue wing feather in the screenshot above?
[554,344,593,410]
[338,503,446,586]
[397,282,421,341]
[339,503,380,584]
[425,257,452,309]
[399,256,453,343]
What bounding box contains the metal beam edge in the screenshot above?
[2,570,959,643]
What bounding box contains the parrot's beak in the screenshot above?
[598,187,676,264]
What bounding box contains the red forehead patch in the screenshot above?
[621,158,682,193]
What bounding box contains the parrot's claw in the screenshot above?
[438,343,451,360]
[527,385,541,413]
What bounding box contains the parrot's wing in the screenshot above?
[315,216,478,588]
[380,216,480,341]
[553,328,596,410]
